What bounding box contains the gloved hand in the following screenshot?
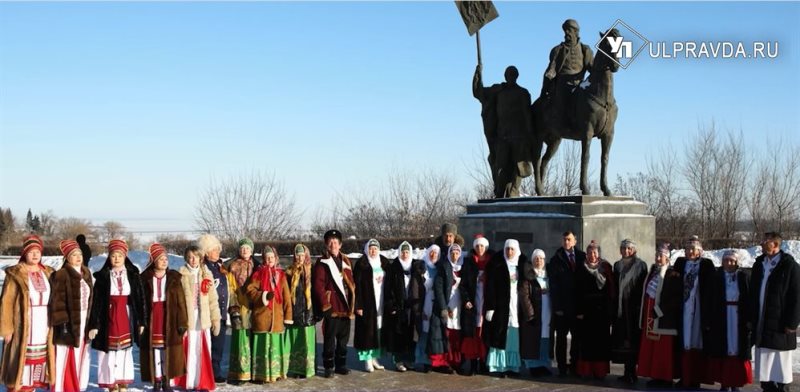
[211,320,220,336]
[88,329,98,340]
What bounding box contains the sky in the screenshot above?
[1,1,798,236]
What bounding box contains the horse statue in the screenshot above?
[530,28,621,196]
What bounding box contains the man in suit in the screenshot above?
[546,230,586,376]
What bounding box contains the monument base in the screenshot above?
[458,196,655,263]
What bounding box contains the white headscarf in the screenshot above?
[447,244,463,272]
[364,238,382,267]
[423,244,440,270]
[531,248,547,278]
[504,239,521,266]
[398,241,413,271]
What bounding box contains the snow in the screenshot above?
[463,212,574,219]
[588,200,646,205]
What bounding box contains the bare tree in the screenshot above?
[195,171,301,241]
[749,140,800,237]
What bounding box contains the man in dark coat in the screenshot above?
[749,232,799,392]
[547,230,586,376]
[312,229,356,378]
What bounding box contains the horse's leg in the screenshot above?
[532,137,544,196]
[600,131,614,196]
[540,138,561,194]
[581,134,592,195]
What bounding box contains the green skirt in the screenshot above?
[228,329,252,381]
[252,332,289,383]
[285,325,316,378]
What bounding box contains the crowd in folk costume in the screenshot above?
[0,226,798,392]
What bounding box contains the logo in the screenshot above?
[596,19,650,69]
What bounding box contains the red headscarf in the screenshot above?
[260,246,283,309]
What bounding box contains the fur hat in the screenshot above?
[440,223,458,236]
[197,234,222,255]
[473,234,489,249]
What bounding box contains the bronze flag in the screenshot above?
[455,1,499,36]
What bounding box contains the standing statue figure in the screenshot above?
[473,64,533,198]
[541,19,594,124]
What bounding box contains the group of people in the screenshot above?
[0,224,797,392]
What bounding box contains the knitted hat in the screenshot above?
[586,240,600,254]
[238,237,254,251]
[440,223,457,236]
[473,234,489,249]
[59,239,80,258]
[620,238,636,249]
[108,239,129,257]
[399,241,412,252]
[294,243,306,255]
[149,243,167,263]
[21,234,43,259]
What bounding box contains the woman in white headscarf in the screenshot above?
[353,239,390,373]
[519,249,553,377]
[484,239,526,378]
[412,245,440,372]
[430,244,465,374]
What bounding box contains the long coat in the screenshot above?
[708,269,751,359]
[179,265,221,331]
[430,258,457,354]
[574,260,615,361]
[246,267,292,333]
[458,253,480,337]
[383,258,424,354]
[547,248,586,318]
[672,256,715,352]
[311,254,356,319]
[0,264,56,391]
[610,256,648,364]
[639,265,683,335]
[748,251,800,351]
[518,259,546,360]
[353,255,389,350]
[140,269,189,382]
[408,260,429,340]
[483,252,526,349]
[49,264,94,347]
[89,262,148,352]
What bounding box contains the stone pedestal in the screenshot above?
[458,196,655,263]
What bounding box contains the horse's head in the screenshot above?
[597,28,621,73]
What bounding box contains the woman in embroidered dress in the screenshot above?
[430,243,464,374]
[484,239,526,378]
[412,244,440,373]
[226,238,258,384]
[0,235,55,392]
[519,249,553,377]
[50,239,93,392]
[88,239,147,392]
[245,245,292,383]
[353,239,389,373]
[284,243,316,379]
[140,243,187,392]
[708,250,752,391]
[173,244,220,391]
[636,243,682,388]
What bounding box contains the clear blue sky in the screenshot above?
[1,1,798,234]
